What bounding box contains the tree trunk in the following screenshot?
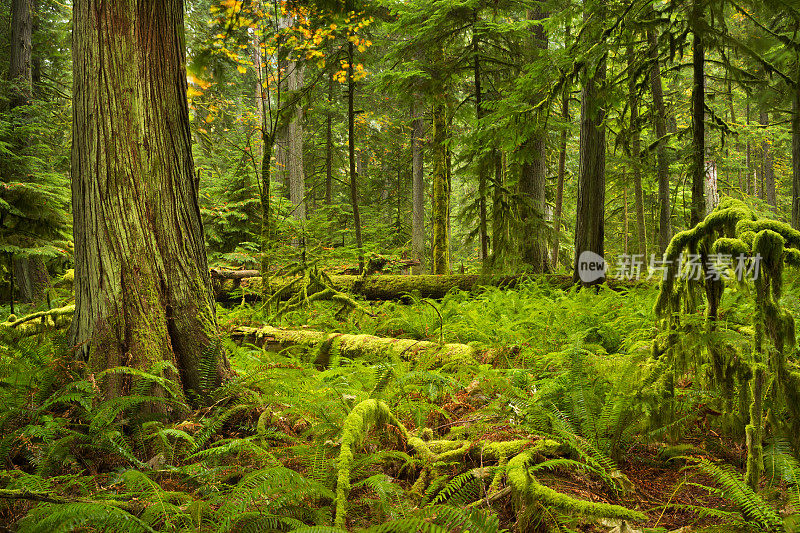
[573,2,606,286]
[288,62,306,223]
[71,0,229,402]
[473,11,489,267]
[431,99,450,275]
[551,26,570,270]
[347,39,364,272]
[690,0,706,226]
[10,0,33,108]
[628,42,646,258]
[411,101,425,274]
[793,72,800,228]
[326,72,334,205]
[519,4,549,273]
[760,110,776,211]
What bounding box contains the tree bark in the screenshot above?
[690,0,706,226]
[411,100,425,274]
[572,2,606,286]
[519,4,549,273]
[648,22,670,253]
[431,99,450,274]
[71,0,229,402]
[9,0,33,108]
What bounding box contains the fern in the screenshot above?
[691,458,783,531]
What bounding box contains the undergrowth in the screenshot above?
[2,277,799,531]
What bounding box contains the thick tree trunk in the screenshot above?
[10,0,33,108]
[519,5,549,273]
[648,23,670,253]
[12,256,49,303]
[690,0,706,226]
[411,101,425,274]
[71,0,229,401]
[760,110,776,211]
[572,3,606,286]
[628,43,646,258]
[431,99,450,274]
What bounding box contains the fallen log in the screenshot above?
[215,273,644,302]
[209,269,261,280]
[1,304,75,338]
[230,325,496,368]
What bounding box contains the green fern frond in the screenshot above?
[691,458,783,531]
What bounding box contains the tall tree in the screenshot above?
[71,0,229,401]
[431,96,450,274]
[573,0,607,286]
[411,100,425,274]
[9,0,33,108]
[627,41,646,258]
[648,16,671,252]
[760,110,776,210]
[690,0,706,225]
[519,4,549,273]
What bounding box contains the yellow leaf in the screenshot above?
[237,65,247,74]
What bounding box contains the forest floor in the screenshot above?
[1,276,798,531]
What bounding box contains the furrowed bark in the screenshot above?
[690,0,706,226]
[411,100,426,274]
[71,0,229,401]
[573,0,607,286]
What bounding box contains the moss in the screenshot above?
[506,448,646,522]
[334,399,408,527]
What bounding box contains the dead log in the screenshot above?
[209,269,261,280]
[214,273,645,302]
[230,325,497,368]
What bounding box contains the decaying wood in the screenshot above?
[230,325,501,368]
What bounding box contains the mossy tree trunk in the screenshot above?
[431,98,450,275]
[71,0,229,402]
[572,0,606,286]
[551,25,570,270]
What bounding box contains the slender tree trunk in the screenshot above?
[473,12,489,266]
[551,26,570,270]
[519,4,549,273]
[411,100,425,274]
[690,0,706,226]
[628,42,646,258]
[648,23,670,253]
[347,39,364,272]
[71,0,229,402]
[793,70,800,228]
[760,110,776,211]
[431,99,450,274]
[490,151,507,269]
[573,2,606,286]
[326,73,334,205]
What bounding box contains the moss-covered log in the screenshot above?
[215,273,644,302]
[231,325,483,368]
